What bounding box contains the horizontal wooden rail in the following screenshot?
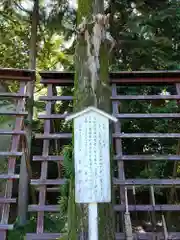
[31,179,66,185]
[39,95,180,101]
[31,178,180,186]
[0,76,32,81]
[40,79,73,85]
[38,114,69,119]
[115,185,180,189]
[28,204,180,212]
[112,77,180,84]
[35,187,60,192]
[39,113,180,119]
[0,225,14,230]
[0,93,28,98]
[39,96,73,101]
[40,78,180,85]
[26,232,180,240]
[0,111,28,116]
[33,154,180,162]
[116,113,180,119]
[28,205,59,212]
[39,70,180,85]
[36,133,180,139]
[115,232,180,240]
[113,133,180,138]
[113,178,180,185]
[0,198,16,203]
[0,174,19,179]
[26,233,63,240]
[114,154,180,161]
[33,156,63,161]
[114,204,180,211]
[0,68,35,81]
[0,152,22,156]
[35,133,72,139]
[111,95,180,100]
[0,130,25,135]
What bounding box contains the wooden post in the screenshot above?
[18,0,39,225]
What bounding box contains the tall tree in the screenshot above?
[68,0,115,239]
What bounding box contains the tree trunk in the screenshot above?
[18,0,39,226]
[71,0,115,238]
[27,0,39,149]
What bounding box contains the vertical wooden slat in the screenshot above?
[36,84,52,233]
[162,214,168,240]
[18,153,28,224]
[150,185,156,240]
[112,84,125,232]
[166,83,180,226]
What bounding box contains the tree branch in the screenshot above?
[14,2,31,15]
[0,11,18,25]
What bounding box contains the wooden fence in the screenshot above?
[17,70,180,239]
[0,68,34,240]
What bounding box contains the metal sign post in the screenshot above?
[66,106,118,240]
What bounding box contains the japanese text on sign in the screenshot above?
[74,112,111,203]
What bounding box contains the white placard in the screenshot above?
[74,111,111,203]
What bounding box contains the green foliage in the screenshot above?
[109,0,180,71]
[62,144,74,178]
[0,5,30,69]
[58,144,79,239]
[7,216,36,240]
[8,214,65,240]
[58,144,73,222]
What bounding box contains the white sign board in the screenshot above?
[74,112,111,203]
[66,106,118,204]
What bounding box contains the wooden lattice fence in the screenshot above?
[27,71,180,240]
[0,68,34,240]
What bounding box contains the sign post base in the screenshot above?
[88,203,98,240]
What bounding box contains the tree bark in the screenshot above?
[27,0,39,142]
[72,0,115,238]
